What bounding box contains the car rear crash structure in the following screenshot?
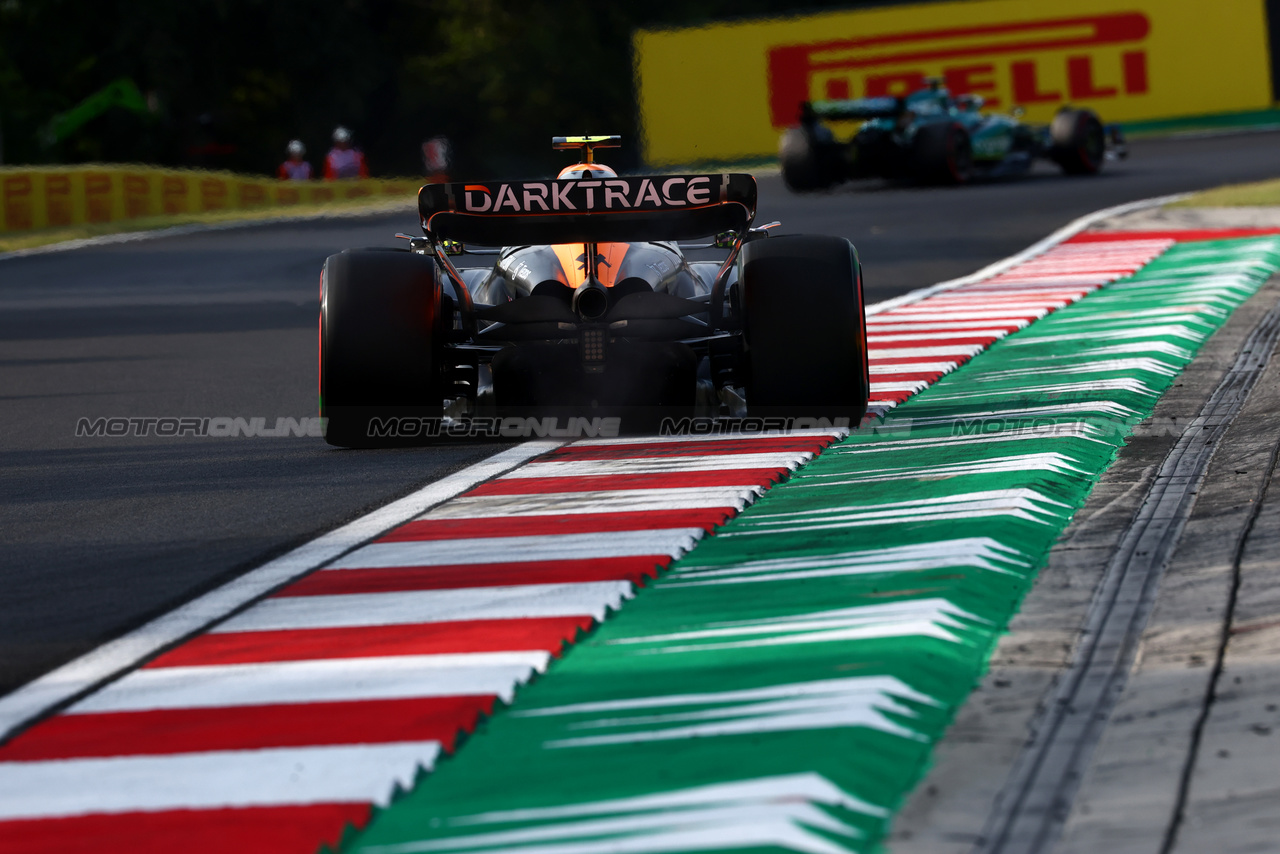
[780,81,1127,191]
[320,136,869,447]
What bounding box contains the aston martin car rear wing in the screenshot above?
[418,173,758,246]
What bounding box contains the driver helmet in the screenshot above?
[287,139,305,156]
[557,162,617,179]
[332,126,352,144]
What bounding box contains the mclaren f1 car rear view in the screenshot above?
[319,136,869,447]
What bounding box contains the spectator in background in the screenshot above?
[277,139,312,180]
[324,126,368,180]
[422,136,451,184]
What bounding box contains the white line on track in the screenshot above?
[0,440,566,743]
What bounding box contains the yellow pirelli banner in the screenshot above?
[636,0,1274,165]
[0,166,421,233]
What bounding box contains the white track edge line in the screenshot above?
[864,192,1191,317]
[0,440,566,743]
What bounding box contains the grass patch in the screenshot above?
[0,195,416,254]
[1171,177,1280,208]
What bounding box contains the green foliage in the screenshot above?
[0,0,931,177]
[43,78,151,144]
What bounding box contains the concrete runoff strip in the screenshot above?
[970,279,1280,854]
[1172,426,1280,853]
[1054,284,1280,854]
[889,277,1280,854]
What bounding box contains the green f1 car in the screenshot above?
[780,80,1127,191]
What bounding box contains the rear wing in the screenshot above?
[807,97,905,122]
[418,174,757,245]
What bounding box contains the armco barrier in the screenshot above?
[0,166,421,233]
[635,0,1274,166]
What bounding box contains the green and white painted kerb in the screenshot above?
[341,236,1280,854]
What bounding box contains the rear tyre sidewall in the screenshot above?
[780,126,839,191]
[914,121,973,184]
[1050,109,1105,175]
[320,250,445,448]
[740,234,869,423]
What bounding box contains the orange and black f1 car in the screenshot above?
[319,137,869,447]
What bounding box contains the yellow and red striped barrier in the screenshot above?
[0,166,421,233]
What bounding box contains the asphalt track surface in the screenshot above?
[2,131,1279,702]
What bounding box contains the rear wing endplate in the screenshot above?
[419,174,757,245]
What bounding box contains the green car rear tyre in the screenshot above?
[1050,108,1106,175]
[780,125,842,191]
[914,121,974,184]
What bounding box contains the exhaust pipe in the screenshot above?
[572,280,609,320]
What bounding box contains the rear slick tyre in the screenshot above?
[740,234,869,424]
[780,126,840,192]
[913,121,974,184]
[1050,108,1105,175]
[319,249,445,448]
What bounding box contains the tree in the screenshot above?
[0,0,933,176]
